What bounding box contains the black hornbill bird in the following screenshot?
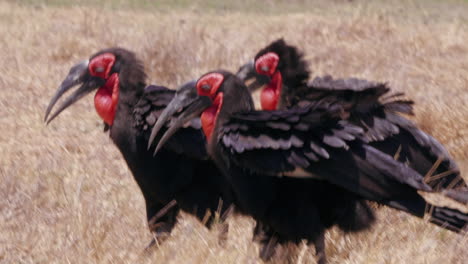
[44,48,234,247]
[239,38,468,197]
[150,70,468,264]
[237,38,468,258]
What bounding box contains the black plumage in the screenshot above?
[44,48,234,246]
[247,38,467,193]
[152,71,467,264]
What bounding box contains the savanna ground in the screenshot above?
[1,0,468,263]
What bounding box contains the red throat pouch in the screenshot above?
[201,93,224,141]
[94,73,119,125]
[260,71,282,111]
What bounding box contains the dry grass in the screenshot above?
[1,0,468,263]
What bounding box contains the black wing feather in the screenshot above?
[219,102,433,201]
[294,75,465,191]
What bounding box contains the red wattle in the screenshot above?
[260,86,277,111]
[260,71,282,111]
[201,106,216,140]
[201,93,223,141]
[94,73,119,125]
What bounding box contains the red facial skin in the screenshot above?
[94,73,119,125]
[89,53,119,126]
[255,52,282,111]
[201,93,223,140]
[259,71,282,111]
[196,73,225,140]
[89,53,115,79]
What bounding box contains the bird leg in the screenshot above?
[252,222,268,243]
[217,204,235,247]
[200,199,235,247]
[309,230,327,264]
[144,200,178,251]
[259,233,279,261]
[253,223,279,261]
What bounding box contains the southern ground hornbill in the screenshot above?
[237,38,468,258]
[44,48,235,247]
[239,38,468,196]
[150,70,468,264]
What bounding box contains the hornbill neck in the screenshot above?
[107,61,147,130]
[106,80,148,159]
[273,64,309,110]
[208,75,255,148]
[108,80,146,145]
[95,62,146,157]
[114,81,146,117]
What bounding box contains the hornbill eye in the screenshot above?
[255,52,279,76]
[196,72,224,97]
[201,84,211,92]
[89,53,116,79]
[260,66,269,73]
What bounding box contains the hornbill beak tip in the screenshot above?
[153,142,163,156]
[148,126,160,151]
[236,60,255,81]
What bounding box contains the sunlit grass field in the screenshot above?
[1,0,467,263]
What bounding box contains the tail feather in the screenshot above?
[428,205,468,233]
[385,113,467,191]
[384,193,467,233]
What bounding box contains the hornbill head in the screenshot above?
[242,38,310,110]
[235,60,271,92]
[44,48,146,126]
[149,71,251,154]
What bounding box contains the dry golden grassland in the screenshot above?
[1,0,467,263]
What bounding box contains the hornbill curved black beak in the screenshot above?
[44,60,105,124]
[147,80,197,150]
[148,87,212,156]
[236,60,271,92]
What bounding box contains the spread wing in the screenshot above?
[218,99,467,231]
[218,101,433,203]
[303,75,414,139]
[133,85,208,158]
[295,75,465,191]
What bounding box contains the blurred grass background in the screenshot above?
[0,0,467,263]
[12,0,468,15]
